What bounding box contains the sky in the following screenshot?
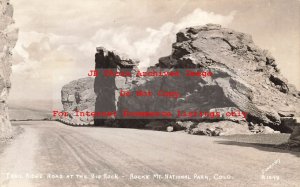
[9,0,300,103]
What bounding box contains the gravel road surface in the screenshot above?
[0,121,299,187]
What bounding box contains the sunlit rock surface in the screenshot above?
[0,0,18,138]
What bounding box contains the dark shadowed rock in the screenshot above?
[94,47,139,126]
[289,126,300,146]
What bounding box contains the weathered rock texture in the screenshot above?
[189,121,252,136]
[61,24,300,143]
[94,47,139,126]
[0,0,18,138]
[118,24,300,130]
[60,77,96,125]
[59,48,139,126]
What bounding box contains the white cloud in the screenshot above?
[80,8,235,68]
[11,32,86,100]
[176,8,235,30]
[11,7,235,100]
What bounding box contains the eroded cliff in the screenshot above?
[0,0,18,138]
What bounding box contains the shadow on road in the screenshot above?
[216,140,300,157]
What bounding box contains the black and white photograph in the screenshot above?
[0,0,299,186]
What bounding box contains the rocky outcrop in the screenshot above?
[119,24,299,140]
[60,24,300,142]
[94,47,139,126]
[115,24,300,134]
[122,24,299,125]
[0,0,18,138]
[59,48,139,126]
[60,77,96,125]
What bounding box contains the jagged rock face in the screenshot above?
[60,77,96,125]
[158,24,299,126]
[0,0,18,138]
[118,24,299,128]
[59,48,139,126]
[94,47,139,126]
[61,24,300,142]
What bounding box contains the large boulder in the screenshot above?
[0,0,18,138]
[60,24,300,142]
[60,77,96,125]
[117,24,300,131]
[189,121,252,136]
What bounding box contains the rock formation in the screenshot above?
[117,24,300,130]
[60,48,139,126]
[0,0,18,138]
[60,24,300,144]
[60,77,96,125]
[94,47,139,126]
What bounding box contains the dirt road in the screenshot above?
[0,121,299,187]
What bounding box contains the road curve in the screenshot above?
[0,121,299,187]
